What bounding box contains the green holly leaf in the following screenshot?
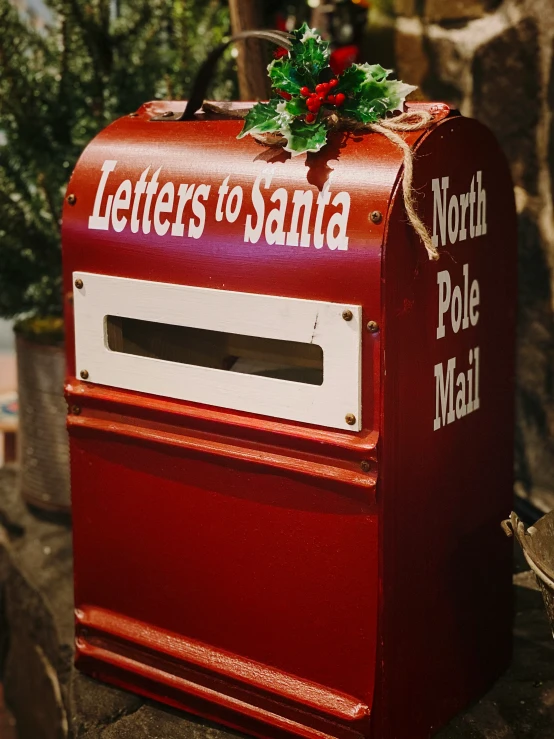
[342,95,389,124]
[281,118,328,156]
[237,99,283,139]
[289,23,330,79]
[386,80,418,110]
[338,62,417,122]
[283,97,307,117]
[267,59,306,95]
[337,65,373,94]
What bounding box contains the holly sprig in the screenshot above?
[238,23,416,156]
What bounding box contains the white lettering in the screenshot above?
[111,179,132,233]
[216,176,230,222]
[225,186,243,223]
[286,190,313,247]
[88,160,117,230]
[171,184,195,237]
[432,176,449,248]
[130,167,150,234]
[154,182,175,236]
[188,184,211,239]
[245,171,272,244]
[314,182,331,249]
[437,270,451,339]
[265,188,288,245]
[434,357,456,430]
[142,166,161,235]
[475,171,487,237]
[327,192,350,251]
[448,194,459,244]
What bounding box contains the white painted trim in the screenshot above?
[73,272,362,431]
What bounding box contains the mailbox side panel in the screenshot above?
[376,117,516,739]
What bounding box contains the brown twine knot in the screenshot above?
[369,110,437,260]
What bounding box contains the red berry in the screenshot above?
[321,83,330,94]
[327,94,336,104]
[318,95,325,102]
[315,83,325,93]
[276,89,292,100]
[329,78,338,88]
[335,92,346,106]
[306,113,316,123]
[300,86,310,97]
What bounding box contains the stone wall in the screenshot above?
[393,0,554,506]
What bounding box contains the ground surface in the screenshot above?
[1,466,554,739]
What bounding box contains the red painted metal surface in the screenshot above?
[63,100,516,739]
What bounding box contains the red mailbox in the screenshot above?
[63,99,516,739]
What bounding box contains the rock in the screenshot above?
[3,634,68,739]
[69,672,143,738]
[514,212,554,494]
[472,18,541,194]
[425,0,486,23]
[83,704,238,739]
[0,468,74,739]
[548,37,554,220]
[394,20,430,91]
[393,0,418,17]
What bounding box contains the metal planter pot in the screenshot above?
[504,511,554,635]
[16,334,70,512]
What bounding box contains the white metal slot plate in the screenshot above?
[73,272,362,431]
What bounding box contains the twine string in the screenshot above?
[368,110,438,261]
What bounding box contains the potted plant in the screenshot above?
[0,0,235,512]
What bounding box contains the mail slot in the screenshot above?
[62,97,517,739]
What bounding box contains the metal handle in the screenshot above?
[179,29,292,120]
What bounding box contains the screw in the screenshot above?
[74,278,83,289]
[80,370,89,380]
[367,321,379,333]
[370,210,382,224]
[360,460,371,473]
[342,309,353,321]
[67,193,77,206]
[71,405,81,415]
[162,110,174,118]
[345,413,356,426]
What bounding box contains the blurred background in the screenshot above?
[0,0,553,735]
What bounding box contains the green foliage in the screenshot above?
[281,117,328,155]
[0,0,234,321]
[237,98,283,138]
[239,23,416,157]
[267,58,304,95]
[289,23,330,80]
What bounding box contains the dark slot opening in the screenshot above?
[105,316,324,386]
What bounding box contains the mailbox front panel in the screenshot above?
[63,102,395,739]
